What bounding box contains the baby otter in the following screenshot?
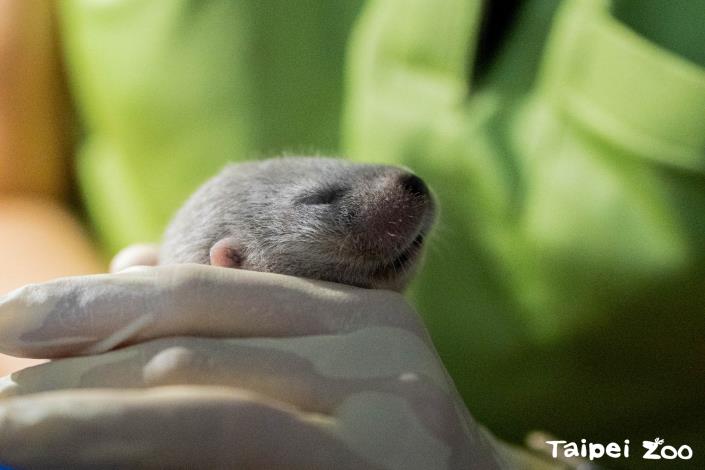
[160,157,436,291]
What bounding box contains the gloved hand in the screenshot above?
[0,263,510,469]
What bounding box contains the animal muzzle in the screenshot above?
[346,170,435,260]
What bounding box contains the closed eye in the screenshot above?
[298,186,346,205]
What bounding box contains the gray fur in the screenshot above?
[160,157,436,291]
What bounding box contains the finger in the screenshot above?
[0,385,503,469]
[1,329,452,410]
[0,386,376,470]
[0,264,425,358]
[0,333,498,468]
[110,243,160,272]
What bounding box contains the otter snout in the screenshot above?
[345,169,435,262]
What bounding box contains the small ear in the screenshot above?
[209,237,245,268]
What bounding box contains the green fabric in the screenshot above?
[58,0,362,255]
[345,0,705,451]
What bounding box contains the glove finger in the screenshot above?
[0,264,425,358]
[1,330,451,409]
[0,384,502,470]
[109,243,160,272]
[0,385,375,469]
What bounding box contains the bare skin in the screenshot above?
[0,0,105,375]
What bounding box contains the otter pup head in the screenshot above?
[160,157,437,291]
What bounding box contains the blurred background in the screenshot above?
[1,1,704,468]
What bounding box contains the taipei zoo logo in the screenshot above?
[546,437,694,463]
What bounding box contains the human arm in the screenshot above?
[0,0,105,374]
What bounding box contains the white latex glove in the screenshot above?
[0,263,516,469]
